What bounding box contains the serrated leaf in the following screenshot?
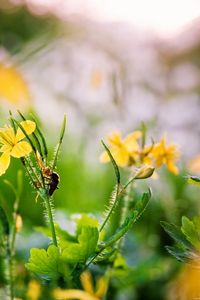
[26,245,61,280]
[181,216,200,249]
[61,226,99,264]
[160,221,192,249]
[134,188,151,217]
[75,214,99,236]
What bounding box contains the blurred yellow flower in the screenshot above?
[168,260,200,300]
[100,131,142,167]
[151,136,180,175]
[90,70,103,89]
[26,280,41,300]
[0,120,36,176]
[0,64,31,106]
[187,154,200,174]
[53,271,107,300]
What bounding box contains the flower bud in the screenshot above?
[134,166,155,179]
[16,214,23,232]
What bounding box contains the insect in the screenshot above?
[36,151,60,196]
[48,172,60,196]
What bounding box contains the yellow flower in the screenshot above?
[53,271,107,300]
[0,63,31,107]
[26,280,41,300]
[187,154,200,174]
[100,131,142,167]
[0,120,36,176]
[151,136,180,175]
[168,260,200,300]
[90,70,103,89]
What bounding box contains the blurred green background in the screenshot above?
[1,1,200,299]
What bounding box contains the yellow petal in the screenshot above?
[11,141,32,158]
[53,289,98,300]
[0,64,31,105]
[81,272,94,294]
[0,144,12,153]
[26,280,41,300]
[0,127,15,145]
[100,151,110,163]
[167,161,179,175]
[100,147,129,167]
[0,153,10,176]
[107,131,122,146]
[112,148,129,167]
[16,120,36,142]
[123,132,141,152]
[95,277,107,298]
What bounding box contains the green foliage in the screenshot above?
[186,175,200,186]
[75,214,99,235]
[61,226,99,264]
[161,215,200,262]
[181,216,200,249]
[100,189,151,249]
[0,206,9,236]
[26,245,62,280]
[101,140,120,184]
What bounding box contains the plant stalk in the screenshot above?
[41,191,58,247]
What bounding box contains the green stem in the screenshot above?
[8,254,14,300]
[4,236,14,300]
[99,184,120,232]
[119,182,132,226]
[41,191,58,247]
[99,175,136,233]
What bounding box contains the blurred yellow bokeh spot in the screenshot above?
[188,154,200,174]
[90,70,103,89]
[168,261,200,300]
[0,63,31,107]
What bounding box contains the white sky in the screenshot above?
[27,0,200,36]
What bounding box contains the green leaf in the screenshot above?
[114,254,128,269]
[26,245,61,280]
[134,188,151,217]
[101,140,120,184]
[61,226,99,264]
[165,246,193,262]
[93,247,116,264]
[186,175,200,186]
[100,190,151,248]
[193,216,200,232]
[75,214,99,236]
[160,221,192,249]
[181,216,200,249]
